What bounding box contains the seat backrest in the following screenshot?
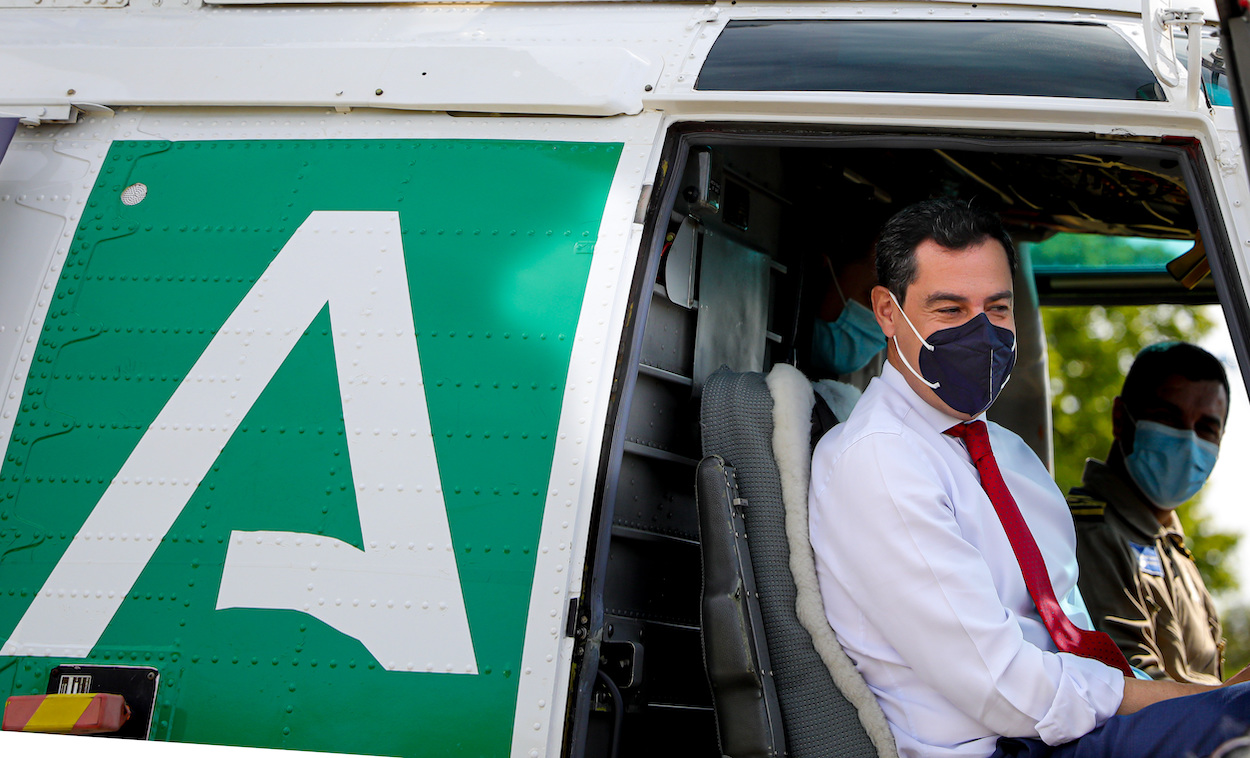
[696,454,785,758]
[697,365,896,758]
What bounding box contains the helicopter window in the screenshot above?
[697,20,1165,102]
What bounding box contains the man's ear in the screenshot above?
[871,284,896,338]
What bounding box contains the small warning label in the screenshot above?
[57,674,92,694]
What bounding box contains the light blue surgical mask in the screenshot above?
[1122,411,1219,510]
[811,275,886,376]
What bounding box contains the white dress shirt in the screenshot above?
[809,363,1124,758]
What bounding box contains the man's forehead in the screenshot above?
[910,238,1013,296]
[913,237,1010,268]
[1148,374,1228,405]
[1135,376,1229,426]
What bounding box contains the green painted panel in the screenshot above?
[0,139,621,755]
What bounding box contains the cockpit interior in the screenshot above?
[569,125,1238,758]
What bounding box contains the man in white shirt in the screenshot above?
[808,198,1250,758]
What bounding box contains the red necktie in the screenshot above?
[945,420,1132,676]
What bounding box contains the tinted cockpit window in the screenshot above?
[1030,234,1195,272]
[696,20,1165,101]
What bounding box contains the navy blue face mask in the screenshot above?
[890,291,1017,416]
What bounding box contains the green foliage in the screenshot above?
[1219,603,1250,676]
[1185,510,1242,598]
[1037,234,1239,598]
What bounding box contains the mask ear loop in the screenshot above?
[825,255,849,309]
[997,338,1018,394]
[1115,405,1141,475]
[1117,405,1157,501]
[887,290,939,389]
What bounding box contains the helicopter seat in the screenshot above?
[697,364,897,758]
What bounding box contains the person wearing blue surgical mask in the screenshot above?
[1069,341,1230,686]
[812,253,886,377]
[809,252,886,423]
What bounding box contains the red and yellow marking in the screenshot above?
[2,693,130,735]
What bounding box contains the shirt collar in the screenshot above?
[1079,459,1175,539]
[879,361,984,436]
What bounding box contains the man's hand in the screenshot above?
[1118,676,1213,715]
[1117,662,1250,715]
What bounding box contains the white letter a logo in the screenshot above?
[2,212,478,674]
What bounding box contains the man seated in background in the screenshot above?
[809,225,887,424]
[1070,341,1229,684]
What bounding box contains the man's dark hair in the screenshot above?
[1122,341,1230,416]
[875,197,1017,302]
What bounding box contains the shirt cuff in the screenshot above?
[1034,653,1125,746]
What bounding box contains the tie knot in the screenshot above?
[946,419,991,462]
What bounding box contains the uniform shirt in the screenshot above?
[809,363,1124,758]
[1070,460,1223,685]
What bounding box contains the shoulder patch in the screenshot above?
[1130,543,1164,577]
[1066,493,1106,522]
